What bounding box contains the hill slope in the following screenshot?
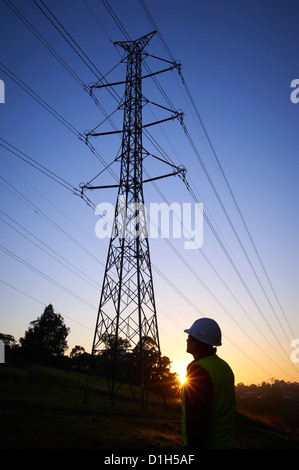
[0,366,298,450]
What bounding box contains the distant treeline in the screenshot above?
[235,380,299,400]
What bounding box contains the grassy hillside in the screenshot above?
[0,366,298,450]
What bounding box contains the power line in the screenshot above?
[33,0,122,103]
[26,0,176,184]
[3,1,296,378]
[1,159,276,374]
[184,179,297,369]
[79,170,297,378]
[100,0,130,42]
[73,0,295,371]
[144,173,297,375]
[0,179,283,379]
[4,0,124,160]
[151,265,282,380]
[0,62,81,137]
[3,0,85,88]
[182,121,294,346]
[1,170,296,379]
[0,174,104,267]
[0,209,99,291]
[137,0,296,354]
[138,0,175,62]
[0,138,79,195]
[3,0,123,179]
[82,0,115,47]
[0,137,252,370]
[0,279,94,332]
[0,275,274,380]
[0,177,293,380]
[0,60,118,179]
[0,151,108,261]
[100,0,177,112]
[0,243,97,310]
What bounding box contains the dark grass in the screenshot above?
[0,366,183,449]
[1,366,298,449]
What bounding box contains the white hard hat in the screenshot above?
[184,318,222,346]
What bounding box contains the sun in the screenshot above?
[177,369,187,385]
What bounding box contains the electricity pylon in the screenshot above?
[82,31,185,409]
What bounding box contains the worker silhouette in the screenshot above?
[182,318,236,449]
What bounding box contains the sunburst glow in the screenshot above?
[177,370,187,385]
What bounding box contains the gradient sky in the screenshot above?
[0,0,298,385]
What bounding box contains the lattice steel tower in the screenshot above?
[83,32,184,409]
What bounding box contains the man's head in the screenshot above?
[186,334,215,357]
[184,318,222,358]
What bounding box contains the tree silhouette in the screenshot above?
[125,336,180,397]
[101,333,131,353]
[87,333,180,399]
[131,336,160,383]
[20,304,70,364]
[0,333,17,348]
[70,345,86,358]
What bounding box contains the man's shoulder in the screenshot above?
[197,355,235,383]
[187,360,211,378]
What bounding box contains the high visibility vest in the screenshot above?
[182,354,236,449]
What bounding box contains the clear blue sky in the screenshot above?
[0,0,298,384]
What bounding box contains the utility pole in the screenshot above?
[82,32,185,410]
